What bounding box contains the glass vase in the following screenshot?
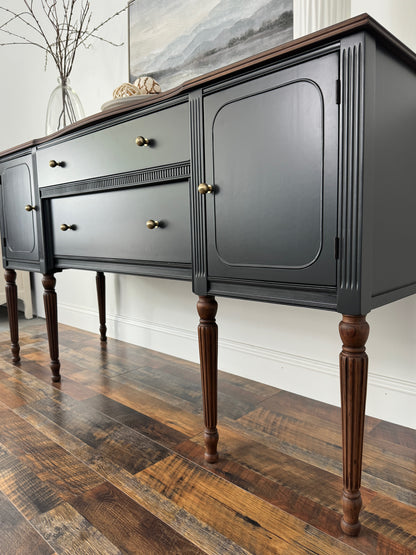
[45,77,85,135]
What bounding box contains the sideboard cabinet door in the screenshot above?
[0,155,39,263]
[203,52,339,287]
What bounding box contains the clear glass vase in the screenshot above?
[45,77,85,135]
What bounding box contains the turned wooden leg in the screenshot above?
[42,274,61,382]
[339,314,369,536]
[197,295,219,463]
[96,271,107,342]
[4,269,20,363]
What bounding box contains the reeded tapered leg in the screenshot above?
[197,295,219,463]
[42,274,60,382]
[4,269,20,363]
[96,271,107,342]
[339,314,369,536]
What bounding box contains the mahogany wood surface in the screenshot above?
[339,315,370,536]
[197,295,219,463]
[4,269,20,363]
[95,271,107,342]
[0,316,415,553]
[42,274,61,382]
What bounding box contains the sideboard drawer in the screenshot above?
[50,182,191,264]
[37,102,189,187]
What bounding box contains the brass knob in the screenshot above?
[146,219,159,229]
[49,160,64,168]
[198,183,213,195]
[25,204,36,212]
[135,136,150,147]
[60,224,76,231]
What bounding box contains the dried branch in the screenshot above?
[0,0,127,79]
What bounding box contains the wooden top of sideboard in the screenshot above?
[1,12,415,158]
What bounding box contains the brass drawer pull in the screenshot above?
[135,136,150,147]
[60,224,76,231]
[146,219,159,229]
[25,204,36,212]
[49,160,65,168]
[198,183,213,195]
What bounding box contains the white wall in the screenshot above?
[1,0,415,429]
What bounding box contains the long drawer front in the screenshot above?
[37,102,189,187]
[50,182,191,264]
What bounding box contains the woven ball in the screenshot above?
[133,76,161,95]
[113,83,140,99]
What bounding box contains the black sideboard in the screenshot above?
[1,14,415,536]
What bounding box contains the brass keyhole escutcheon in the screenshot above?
[146,219,159,229]
[198,183,213,195]
[136,136,150,147]
[60,224,76,231]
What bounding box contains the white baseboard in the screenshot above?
[57,302,416,430]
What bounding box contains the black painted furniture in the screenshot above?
[1,14,415,536]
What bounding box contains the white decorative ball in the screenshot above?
[133,76,161,95]
[113,83,140,99]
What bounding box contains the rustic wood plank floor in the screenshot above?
[0,315,415,554]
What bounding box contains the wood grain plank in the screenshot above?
[0,373,48,408]
[261,390,380,433]
[14,404,253,555]
[116,365,265,421]
[31,502,122,554]
[177,431,361,512]
[177,436,413,554]
[27,395,171,474]
[237,406,416,504]
[72,481,207,554]
[0,442,61,520]
[20,352,97,400]
[368,420,416,450]
[84,394,189,448]
[1,318,415,554]
[83,381,203,437]
[137,454,362,555]
[0,408,103,501]
[0,489,55,555]
[0,367,10,380]
[361,494,416,550]
[238,405,344,462]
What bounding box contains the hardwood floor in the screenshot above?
[0,317,415,554]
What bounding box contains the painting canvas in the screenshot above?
[128,0,293,92]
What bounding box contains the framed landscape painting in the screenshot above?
[128,0,293,92]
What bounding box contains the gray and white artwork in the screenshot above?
[129,0,293,91]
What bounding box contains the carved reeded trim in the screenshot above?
[190,95,208,288]
[339,43,364,291]
[4,269,20,363]
[40,161,191,198]
[197,295,219,463]
[339,314,369,536]
[42,274,61,382]
[96,272,107,342]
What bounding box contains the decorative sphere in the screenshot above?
[113,83,140,99]
[133,76,161,94]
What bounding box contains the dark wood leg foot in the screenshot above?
[42,274,61,382]
[197,295,219,463]
[96,271,107,342]
[339,314,369,536]
[4,269,20,363]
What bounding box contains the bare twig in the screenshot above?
[0,0,127,79]
[0,0,127,130]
